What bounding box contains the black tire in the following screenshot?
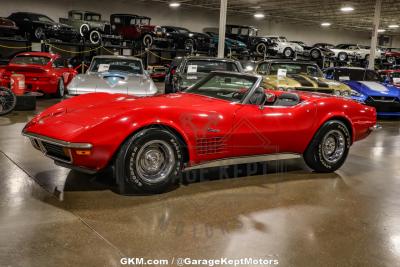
[55,78,65,98]
[338,52,348,62]
[89,30,101,45]
[184,38,194,51]
[142,34,153,47]
[34,27,45,40]
[115,128,184,194]
[256,42,267,55]
[79,24,90,37]
[310,49,321,59]
[283,47,294,58]
[0,87,16,116]
[303,120,351,173]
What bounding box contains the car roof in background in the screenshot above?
[92,55,142,61]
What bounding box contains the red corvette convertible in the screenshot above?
[0,52,77,97]
[22,71,377,194]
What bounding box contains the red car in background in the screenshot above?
[110,14,170,48]
[0,52,77,97]
[22,71,378,194]
[147,65,167,81]
[382,48,400,64]
[379,69,400,87]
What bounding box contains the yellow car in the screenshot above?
[254,60,352,96]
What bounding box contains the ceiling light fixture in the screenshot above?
[388,24,399,28]
[169,2,181,7]
[340,6,354,12]
[254,13,265,19]
[321,22,331,27]
[378,29,386,33]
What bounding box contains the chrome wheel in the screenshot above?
[58,80,64,97]
[34,27,45,40]
[134,140,175,184]
[284,48,293,58]
[0,87,16,116]
[321,130,345,164]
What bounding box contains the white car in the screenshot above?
[333,44,382,61]
[267,36,304,58]
[67,55,158,97]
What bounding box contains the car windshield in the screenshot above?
[186,73,257,102]
[35,15,54,23]
[177,28,190,34]
[335,69,380,82]
[85,14,101,21]
[185,60,239,73]
[268,63,323,77]
[139,18,150,25]
[89,58,143,74]
[10,55,51,65]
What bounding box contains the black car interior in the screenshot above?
[249,88,301,107]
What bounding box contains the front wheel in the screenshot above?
[34,27,46,40]
[303,120,351,173]
[283,47,294,58]
[310,49,321,59]
[0,87,16,116]
[89,30,102,45]
[55,78,65,98]
[115,128,184,194]
[142,34,153,47]
[256,42,267,55]
[338,52,348,62]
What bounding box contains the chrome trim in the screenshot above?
[183,153,301,171]
[22,132,92,149]
[369,125,382,131]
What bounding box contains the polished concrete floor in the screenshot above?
[0,95,400,266]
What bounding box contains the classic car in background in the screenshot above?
[162,26,211,52]
[0,17,19,38]
[225,24,273,55]
[320,43,360,62]
[66,55,157,97]
[147,65,167,81]
[378,69,400,87]
[60,10,121,45]
[291,41,335,59]
[0,52,77,97]
[8,12,79,42]
[171,56,243,92]
[266,36,304,58]
[255,59,352,96]
[325,67,400,116]
[335,44,382,61]
[206,32,248,56]
[22,71,377,194]
[381,47,400,64]
[110,14,170,47]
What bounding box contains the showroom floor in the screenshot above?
[0,91,400,266]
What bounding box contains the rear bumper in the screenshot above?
[0,77,58,94]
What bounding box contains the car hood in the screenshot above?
[344,80,400,97]
[23,92,235,141]
[67,72,157,96]
[263,74,351,92]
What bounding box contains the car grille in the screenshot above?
[30,138,72,163]
[365,96,400,112]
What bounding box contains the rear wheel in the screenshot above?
[34,27,46,40]
[283,47,294,58]
[310,49,321,59]
[54,78,65,98]
[256,42,267,55]
[303,120,350,173]
[89,30,101,45]
[142,34,153,47]
[338,52,348,61]
[0,87,16,116]
[115,128,184,194]
[184,38,194,51]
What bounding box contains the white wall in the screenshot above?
[0,0,379,46]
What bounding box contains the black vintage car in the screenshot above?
[225,24,273,55]
[0,17,19,37]
[291,41,335,59]
[162,26,211,52]
[8,12,78,42]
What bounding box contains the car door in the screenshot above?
[232,93,317,157]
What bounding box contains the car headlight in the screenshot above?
[350,89,362,97]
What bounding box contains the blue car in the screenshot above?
[206,32,248,55]
[324,67,400,117]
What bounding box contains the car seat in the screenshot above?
[273,93,300,106]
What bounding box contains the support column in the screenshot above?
[217,0,228,58]
[368,0,382,69]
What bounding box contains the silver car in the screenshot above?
[66,55,158,97]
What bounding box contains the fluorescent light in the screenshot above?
[321,22,331,27]
[254,13,265,19]
[169,2,181,7]
[378,29,386,33]
[388,24,399,28]
[340,6,354,12]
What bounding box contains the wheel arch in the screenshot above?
[318,115,354,144]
